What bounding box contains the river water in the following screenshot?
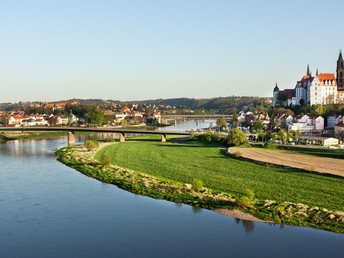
[1,120,343,257]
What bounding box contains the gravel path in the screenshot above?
[228,147,344,177]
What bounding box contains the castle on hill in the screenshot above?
[273,51,344,107]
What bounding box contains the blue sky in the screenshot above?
[1,0,344,102]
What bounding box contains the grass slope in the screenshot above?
[95,140,344,211]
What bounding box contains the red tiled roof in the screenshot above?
[335,120,344,127]
[317,73,337,86]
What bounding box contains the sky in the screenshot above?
[1,0,344,103]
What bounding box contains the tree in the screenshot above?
[85,111,105,125]
[48,116,58,126]
[84,140,98,151]
[0,113,10,126]
[216,118,227,130]
[120,119,127,127]
[277,129,287,142]
[232,110,239,128]
[225,128,248,147]
[251,121,264,133]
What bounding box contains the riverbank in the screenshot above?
[55,138,344,233]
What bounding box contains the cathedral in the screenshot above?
[273,51,344,107]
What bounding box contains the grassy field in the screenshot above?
[95,137,344,211]
[252,143,344,159]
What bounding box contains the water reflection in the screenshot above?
[235,218,255,234]
[191,206,203,214]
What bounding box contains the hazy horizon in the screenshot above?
[1,0,343,103]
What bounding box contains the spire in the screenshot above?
[307,64,311,76]
[316,68,319,76]
[338,49,344,69]
[273,82,279,92]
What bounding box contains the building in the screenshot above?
[310,116,324,131]
[273,51,343,107]
[327,115,344,129]
[337,50,344,91]
[334,120,344,136]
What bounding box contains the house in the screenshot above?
[323,137,339,147]
[327,115,344,129]
[310,116,324,131]
[288,122,314,132]
[295,114,310,123]
[277,114,293,128]
[334,120,344,136]
[115,113,127,122]
[120,107,131,114]
[238,113,246,123]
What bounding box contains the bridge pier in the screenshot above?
[161,133,167,142]
[119,133,125,142]
[68,131,75,146]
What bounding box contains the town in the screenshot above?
[2,1,344,256]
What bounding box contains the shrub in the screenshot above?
[310,165,317,172]
[84,140,98,151]
[205,135,212,142]
[189,131,195,139]
[192,178,203,192]
[236,189,255,208]
[233,151,243,158]
[225,128,248,147]
[104,138,115,142]
[100,154,111,165]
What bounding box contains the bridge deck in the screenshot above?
[0,127,190,135]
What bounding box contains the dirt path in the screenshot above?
[228,147,344,177]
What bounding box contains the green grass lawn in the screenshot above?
[95,139,344,211]
[252,143,344,159]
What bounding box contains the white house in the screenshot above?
[288,122,314,132]
[295,114,310,123]
[310,116,324,131]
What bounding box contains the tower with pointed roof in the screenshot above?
[273,83,279,107]
[307,64,311,76]
[337,50,344,91]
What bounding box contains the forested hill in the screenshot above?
[133,96,270,113]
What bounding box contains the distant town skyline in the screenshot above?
[1,0,344,103]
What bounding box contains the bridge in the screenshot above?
[0,127,190,146]
[162,115,232,120]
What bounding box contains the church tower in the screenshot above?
[273,83,279,107]
[337,50,344,91]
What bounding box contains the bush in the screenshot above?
[189,131,195,139]
[310,165,317,172]
[233,151,243,158]
[205,135,212,142]
[100,154,111,165]
[84,140,98,151]
[225,128,248,147]
[192,178,203,192]
[236,189,255,208]
[104,138,116,142]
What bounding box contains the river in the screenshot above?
[1,120,343,257]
